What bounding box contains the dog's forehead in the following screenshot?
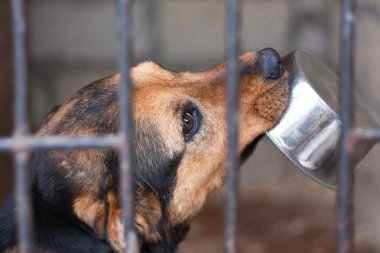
[131,62,212,110]
[130,61,226,88]
[131,61,178,87]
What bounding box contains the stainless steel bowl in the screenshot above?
[267,50,379,189]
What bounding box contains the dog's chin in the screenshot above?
[239,134,265,164]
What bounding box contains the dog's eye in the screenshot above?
[182,113,195,134]
[181,110,200,141]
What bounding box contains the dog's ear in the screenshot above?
[134,184,162,243]
[105,119,184,250]
[102,117,183,251]
[133,119,188,243]
[106,193,125,252]
[134,119,183,203]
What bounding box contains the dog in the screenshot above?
[0,48,289,253]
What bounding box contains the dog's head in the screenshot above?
[128,48,289,250]
[34,48,288,252]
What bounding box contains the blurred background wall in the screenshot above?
[0,0,14,207]
[1,0,380,252]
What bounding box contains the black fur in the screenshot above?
[0,198,16,251]
[135,121,189,252]
[135,120,183,203]
[0,79,188,253]
[239,134,265,163]
[140,222,189,253]
[52,81,120,135]
[0,193,115,253]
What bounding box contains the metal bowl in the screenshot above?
[266,50,379,189]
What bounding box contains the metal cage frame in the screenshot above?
[1,0,380,252]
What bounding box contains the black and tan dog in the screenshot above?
[0,48,289,253]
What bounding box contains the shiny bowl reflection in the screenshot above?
[266,51,379,189]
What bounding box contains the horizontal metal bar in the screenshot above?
[350,128,380,142]
[0,135,124,152]
[346,128,380,152]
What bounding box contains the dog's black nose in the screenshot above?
[259,48,284,80]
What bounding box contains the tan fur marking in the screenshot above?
[73,195,106,236]
[106,193,125,252]
[3,247,17,253]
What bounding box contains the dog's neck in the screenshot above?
[135,185,190,252]
[73,186,189,253]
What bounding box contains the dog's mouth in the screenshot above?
[253,82,289,123]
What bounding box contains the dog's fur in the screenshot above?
[0,49,289,253]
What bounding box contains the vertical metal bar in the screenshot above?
[337,0,356,253]
[116,0,136,252]
[13,151,32,253]
[10,0,33,253]
[11,0,28,136]
[224,0,240,253]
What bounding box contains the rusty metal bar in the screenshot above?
[337,0,356,252]
[0,135,123,152]
[224,0,241,252]
[116,0,137,252]
[10,0,33,252]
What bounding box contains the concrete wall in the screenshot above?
[28,0,341,127]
